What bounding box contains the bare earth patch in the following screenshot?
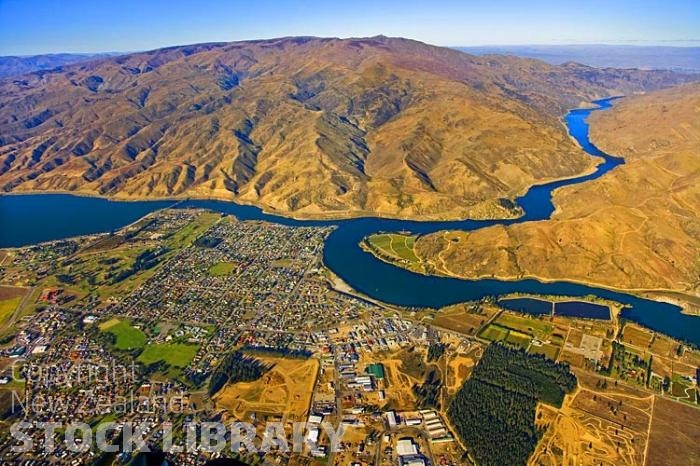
[215,357,318,422]
[646,396,700,466]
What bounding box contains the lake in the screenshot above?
[498,298,553,316]
[555,301,610,320]
[1,98,698,345]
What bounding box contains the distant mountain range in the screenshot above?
[0,37,696,220]
[0,53,121,79]
[3,44,696,81]
[456,45,700,72]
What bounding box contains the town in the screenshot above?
[0,208,697,465]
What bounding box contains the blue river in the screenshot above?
[1,98,698,345]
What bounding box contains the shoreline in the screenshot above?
[1,95,684,306]
[3,98,698,346]
[0,148,603,224]
[0,98,616,226]
[359,236,697,305]
[0,189,513,222]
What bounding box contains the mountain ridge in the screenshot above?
[456,44,700,72]
[0,36,695,220]
[0,52,122,79]
[412,82,700,292]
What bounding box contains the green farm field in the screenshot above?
[494,313,553,338]
[366,233,420,262]
[479,324,509,342]
[0,286,28,326]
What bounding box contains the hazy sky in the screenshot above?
[1,0,698,55]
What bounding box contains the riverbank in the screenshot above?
[359,232,698,316]
[0,151,607,224]
[1,98,699,346]
[403,89,700,297]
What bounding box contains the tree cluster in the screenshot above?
[241,345,312,359]
[427,343,447,362]
[447,344,577,466]
[194,236,223,248]
[208,351,271,396]
[412,368,441,409]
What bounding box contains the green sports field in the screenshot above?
[208,261,236,276]
[0,286,28,328]
[0,296,23,327]
[137,343,199,368]
[505,330,532,349]
[99,318,147,350]
[529,343,561,361]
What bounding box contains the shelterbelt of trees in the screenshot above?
[207,351,272,396]
[448,344,576,466]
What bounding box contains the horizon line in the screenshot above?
[3,36,700,57]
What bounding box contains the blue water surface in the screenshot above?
[1,98,698,345]
[498,298,554,316]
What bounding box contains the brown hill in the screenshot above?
[413,83,700,293]
[0,36,692,219]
